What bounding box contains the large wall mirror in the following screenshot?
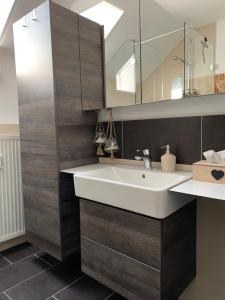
[79,0,225,108]
[140,0,184,103]
[105,0,186,107]
[104,0,141,108]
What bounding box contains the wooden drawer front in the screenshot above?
[80,199,161,269]
[81,237,161,300]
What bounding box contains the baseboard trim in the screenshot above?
[0,234,27,251]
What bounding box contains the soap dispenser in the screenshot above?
[161,145,176,172]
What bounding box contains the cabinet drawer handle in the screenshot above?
[32,9,37,21]
[22,16,28,27]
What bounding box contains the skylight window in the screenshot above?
[0,0,15,38]
[116,55,136,93]
[80,1,124,38]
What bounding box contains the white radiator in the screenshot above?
[0,135,25,243]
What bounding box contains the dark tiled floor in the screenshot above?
[1,242,39,263]
[0,256,10,270]
[0,242,126,300]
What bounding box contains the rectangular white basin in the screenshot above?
[71,164,193,219]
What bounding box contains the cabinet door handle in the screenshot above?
[22,16,28,27]
[0,154,3,169]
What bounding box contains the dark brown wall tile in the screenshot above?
[202,115,225,153]
[123,117,201,164]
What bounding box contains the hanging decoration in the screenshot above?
[93,111,107,156]
[104,109,119,159]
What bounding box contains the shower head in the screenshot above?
[200,37,208,48]
[200,37,208,64]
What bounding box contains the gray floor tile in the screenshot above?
[1,242,39,263]
[7,257,83,300]
[0,256,49,293]
[35,252,59,266]
[55,276,112,300]
[0,294,8,300]
[0,256,10,270]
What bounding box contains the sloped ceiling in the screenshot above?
[2,0,225,51]
[156,0,225,27]
[71,0,183,80]
[1,0,225,80]
[0,0,74,50]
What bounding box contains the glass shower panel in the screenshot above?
[185,24,215,97]
[141,28,185,103]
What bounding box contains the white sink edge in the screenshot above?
[74,172,192,192]
[74,176,194,219]
[71,163,194,219]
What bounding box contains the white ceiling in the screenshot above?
[1,0,225,80]
[156,0,225,27]
[2,0,225,51]
[0,0,74,50]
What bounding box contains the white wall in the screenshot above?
[216,18,225,74]
[0,51,18,124]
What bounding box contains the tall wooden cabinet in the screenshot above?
[13,0,104,260]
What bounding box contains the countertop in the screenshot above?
[170,179,225,201]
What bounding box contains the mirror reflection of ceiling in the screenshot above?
[155,0,225,27]
[71,0,141,64]
[2,0,225,51]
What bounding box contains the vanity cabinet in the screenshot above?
[13,1,103,260]
[80,199,196,300]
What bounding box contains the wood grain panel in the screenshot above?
[51,1,98,257]
[79,16,105,110]
[80,199,196,300]
[59,172,80,258]
[80,199,161,269]
[51,2,98,171]
[162,200,197,300]
[14,0,103,260]
[81,237,161,300]
[26,230,62,260]
[13,1,61,258]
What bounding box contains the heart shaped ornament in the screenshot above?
[211,170,225,181]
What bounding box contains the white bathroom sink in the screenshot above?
[70,164,193,219]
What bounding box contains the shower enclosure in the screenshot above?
[185,24,215,97]
[141,23,215,102]
[106,20,216,106]
[141,27,185,102]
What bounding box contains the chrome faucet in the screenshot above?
[135,149,152,170]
